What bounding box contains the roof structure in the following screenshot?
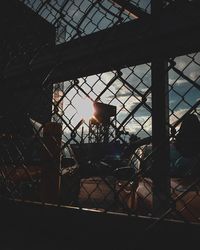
[3,0,200,86]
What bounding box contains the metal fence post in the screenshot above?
[40,122,62,204]
[151,0,171,215]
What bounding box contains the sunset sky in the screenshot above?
[61,52,200,141]
[23,0,200,141]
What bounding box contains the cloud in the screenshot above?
[189,71,200,81]
[169,78,186,86]
[171,53,200,82]
[169,80,200,112]
[169,108,188,125]
[169,107,200,127]
[123,115,152,137]
[61,52,200,140]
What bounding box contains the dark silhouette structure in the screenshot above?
[175,113,200,157]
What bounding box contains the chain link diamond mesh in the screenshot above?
[0,0,200,229]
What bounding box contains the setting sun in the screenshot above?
[77,98,94,122]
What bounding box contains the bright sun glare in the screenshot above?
[77,98,94,122]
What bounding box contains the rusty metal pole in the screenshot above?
[151,0,171,215]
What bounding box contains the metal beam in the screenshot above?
[111,0,150,19]
[3,1,200,86]
[151,0,171,216]
[151,59,171,215]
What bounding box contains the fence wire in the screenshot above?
[0,0,200,232]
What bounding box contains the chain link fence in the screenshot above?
[0,0,200,232]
